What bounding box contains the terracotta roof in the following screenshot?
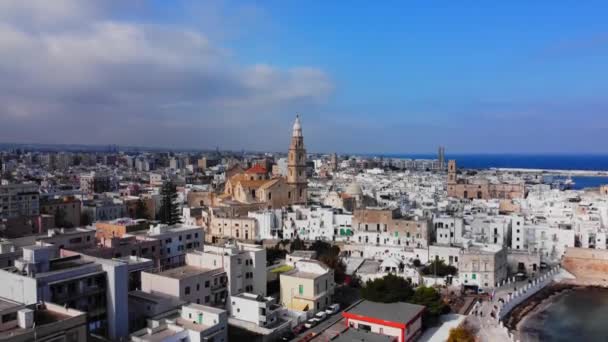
[259,178,281,190]
[245,164,268,174]
[238,180,270,189]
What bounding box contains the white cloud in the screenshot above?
[0,0,333,150]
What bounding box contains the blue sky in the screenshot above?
[1,1,607,154]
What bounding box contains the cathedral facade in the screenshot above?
[221,115,308,209]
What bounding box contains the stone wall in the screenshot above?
[561,247,608,286]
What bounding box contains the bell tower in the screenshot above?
[287,114,307,204]
[447,160,457,184]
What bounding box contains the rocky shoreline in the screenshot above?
[503,283,575,331]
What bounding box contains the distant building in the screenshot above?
[80,171,112,194]
[39,196,82,228]
[0,183,39,219]
[438,146,445,170]
[447,160,525,200]
[220,115,308,209]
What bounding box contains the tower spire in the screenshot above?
[288,113,307,204]
[292,114,302,137]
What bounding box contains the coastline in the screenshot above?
[505,283,608,341]
[503,283,575,331]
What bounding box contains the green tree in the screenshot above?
[410,286,449,326]
[308,241,346,283]
[360,274,414,303]
[266,245,287,266]
[447,324,475,342]
[290,237,305,252]
[159,180,182,225]
[422,259,457,277]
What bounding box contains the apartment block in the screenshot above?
[186,243,267,308]
[0,184,39,219]
[141,265,228,307]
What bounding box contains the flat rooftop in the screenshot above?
[331,329,394,342]
[155,265,218,280]
[344,300,425,325]
[283,270,322,279]
[0,297,22,312]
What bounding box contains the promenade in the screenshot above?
[466,266,568,342]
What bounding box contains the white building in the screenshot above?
[130,303,228,342]
[433,216,464,245]
[230,292,282,328]
[186,243,266,311]
[283,206,352,241]
[513,224,575,262]
[143,223,205,267]
[248,209,283,240]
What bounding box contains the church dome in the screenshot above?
[345,181,363,197]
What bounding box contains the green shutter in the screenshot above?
[299,284,304,295]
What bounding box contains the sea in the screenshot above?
[519,288,608,342]
[375,154,608,190]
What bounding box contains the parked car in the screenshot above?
[304,318,319,329]
[325,303,340,315]
[314,311,327,321]
[281,331,296,341]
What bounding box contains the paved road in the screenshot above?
[290,298,363,342]
[467,269,556,342]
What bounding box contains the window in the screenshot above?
[2,312,17,323]
[205,296,210,303]
[205,281,210,288]
[196,284,200,291]
[299,284,304,295]
[185,286,191,295]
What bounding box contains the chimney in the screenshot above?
[17,309,34,329]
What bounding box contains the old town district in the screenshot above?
[0,116,606,341]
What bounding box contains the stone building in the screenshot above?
[220,115,308,209]
[458,243,507,289]
[351,208,431,248]
[447,160,524,200]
